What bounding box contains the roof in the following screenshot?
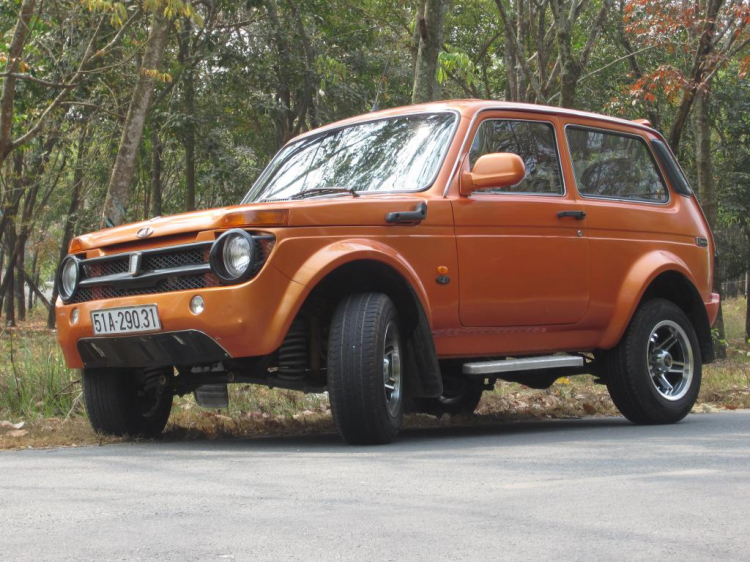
[292,99,658,144]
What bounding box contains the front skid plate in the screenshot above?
[77,329,231,369]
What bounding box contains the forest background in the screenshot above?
[1,0,749,345]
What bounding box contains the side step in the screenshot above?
[463,355,583,376]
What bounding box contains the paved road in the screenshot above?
[2,412,750,562]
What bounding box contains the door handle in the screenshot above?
[557,210,586,220]
[386,202,428,224]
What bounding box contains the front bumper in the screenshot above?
[56,264,307,369]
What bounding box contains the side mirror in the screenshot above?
[460,153,526,196]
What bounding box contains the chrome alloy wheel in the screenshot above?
[382,321,403,417]
[647,320,694,401]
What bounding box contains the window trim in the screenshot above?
[242,109,461,203]
[467,117,568,198]
[651,139,692,197]
[563,124,671,206]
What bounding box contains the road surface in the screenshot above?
[2,411,750,561]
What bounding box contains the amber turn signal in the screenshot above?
[68,238,83,253]
[221,209,289,228]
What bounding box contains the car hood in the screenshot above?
[73,196,440,252]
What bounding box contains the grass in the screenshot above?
[1,299,749,450]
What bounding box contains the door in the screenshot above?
[452,113,590,327]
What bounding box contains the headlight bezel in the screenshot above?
[59,255,80,302]
[209,229,257,283]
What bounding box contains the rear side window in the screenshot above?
[469,120,564,195]
[651,139,692,196]
[566,127,668,203]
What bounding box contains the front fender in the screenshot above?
[599,250,697,350]
[272,237,434,326]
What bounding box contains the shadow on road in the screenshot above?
[148,414,715,454]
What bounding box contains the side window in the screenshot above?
[566,127,668,202]
[468,120,564,195]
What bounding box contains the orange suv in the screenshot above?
[55,101,720,444]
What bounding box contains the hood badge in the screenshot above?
[136,226,154,239]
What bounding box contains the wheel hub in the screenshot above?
[650,349,673,374]
[646,320,694,401]
[382,321,402,417]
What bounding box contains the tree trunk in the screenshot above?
[16,241,25,321]
[411,2,425,75]
[1,151,23,323]
[48,125,87,328]
[552,0,612,109]
[412,0,447,104]
[101,8,171,228]
[667,0,724,154]
[695,87,726,358]
[150,127,163,217]
[503,20,518,101]
[184,77,196,213]
[3,224,16,327]
[745,229,750,341]
[177,18,197,212]
[28,249,38,311]
[0,0,38,165]
[21,267,50,311]
[264,0,295,147]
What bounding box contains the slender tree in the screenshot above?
[412,0,448,103]
[101,7,172,228]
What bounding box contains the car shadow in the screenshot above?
[149,414,710,454]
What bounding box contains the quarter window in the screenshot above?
[566,127,668,202]
[469,120,564,195]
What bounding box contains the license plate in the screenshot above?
[91,305,162,335]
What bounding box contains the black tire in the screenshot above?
[604,298,702,424]
[413,365,484,418]
[327,293,404,445]
[83,367,173,437]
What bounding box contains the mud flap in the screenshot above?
[404,287,443,399]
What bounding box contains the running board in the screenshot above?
[463,355,584,376]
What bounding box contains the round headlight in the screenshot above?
[210,229,256,283]
[223,234,252,278]
[60,256,80,300]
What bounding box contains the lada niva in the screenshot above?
[55,100,720,444]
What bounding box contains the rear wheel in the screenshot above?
[604,298,701,424]
[83,367,173,437]
[327,293,404,445]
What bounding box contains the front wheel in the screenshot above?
[604,298,701,424]
[83,367,173,437]
[327,293,404,445]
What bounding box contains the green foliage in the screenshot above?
[0,0,748,330]
[0,330,80,421]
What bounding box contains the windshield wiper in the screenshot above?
[290,186,361,200]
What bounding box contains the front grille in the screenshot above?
[70,273,222,304]
[69,233,274,304]
[144,248,205,270]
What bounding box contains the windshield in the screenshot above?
[243,112,457,202]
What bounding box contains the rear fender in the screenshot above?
[599,251,696,350]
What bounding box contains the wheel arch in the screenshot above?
[277,241,443,398]
[601,253,715,364]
